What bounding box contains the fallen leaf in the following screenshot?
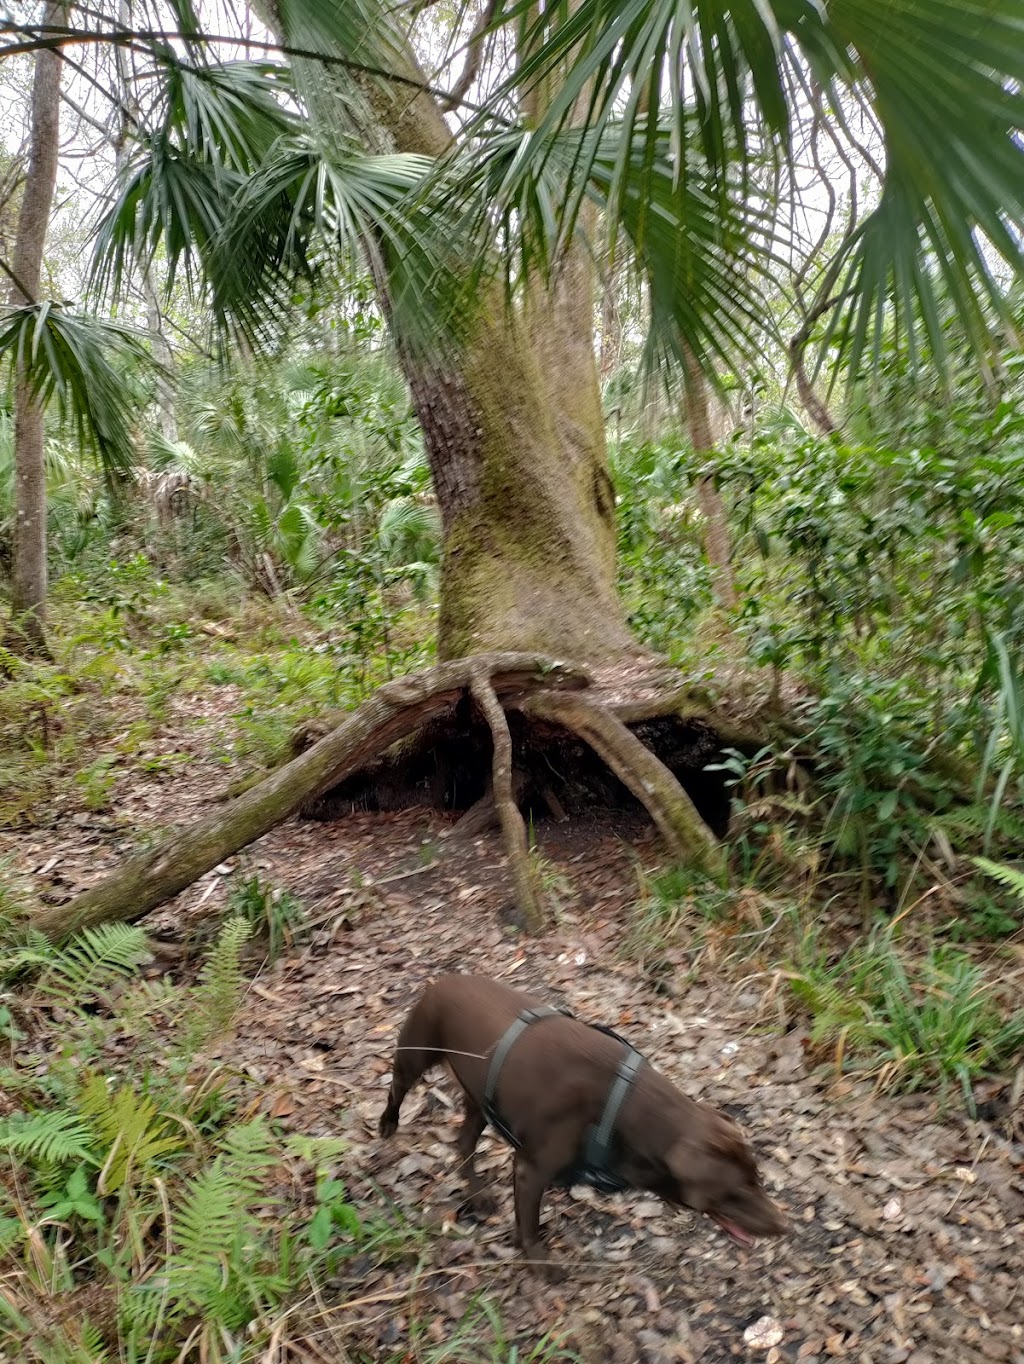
[744,1316,784,1350]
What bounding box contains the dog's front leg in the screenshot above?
[513,1153,565,1283]
[455,1097,495,1217]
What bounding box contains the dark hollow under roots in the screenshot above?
[298,702,735,839]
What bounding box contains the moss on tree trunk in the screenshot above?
[285,23,638,665]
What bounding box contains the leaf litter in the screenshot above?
[4,773,1024,1363]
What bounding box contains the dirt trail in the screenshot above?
[207,809,1024,1364]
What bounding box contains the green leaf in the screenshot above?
[0,305,150,479]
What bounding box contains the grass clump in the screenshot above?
[789,926,1024,1104]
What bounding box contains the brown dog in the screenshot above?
[379,974,788,1272]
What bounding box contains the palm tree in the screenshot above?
[10,0,1024,937]
[77,0,1023,661]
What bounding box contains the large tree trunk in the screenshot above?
[5,1,65,656]
[283,20,635,665]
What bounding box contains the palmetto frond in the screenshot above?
[461,0,1024,374]
[92,59,296,302]
[449,117,784,374]
[0,304,149,477]
[206,135,436,346]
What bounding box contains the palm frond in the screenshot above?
[205,134,440,348]
[0,305,150,477]
[91,59,296,303]
[377,495,440,557]
[465,0,1024,374]
[447,117,785,376]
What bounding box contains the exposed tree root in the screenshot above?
[30,653,588,942]
[520,691,725,879]
[469,664,544,931]
[28,648,766,943]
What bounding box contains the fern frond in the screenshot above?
[0,1110,97,1165]
[37,923,152,1004]
[76,1074,185,1193]
[189,917,252,1044]
[973,857,1024,903]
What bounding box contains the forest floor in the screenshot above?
[3,663,1024,1364]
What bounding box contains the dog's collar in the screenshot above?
[481,1005,645,1192]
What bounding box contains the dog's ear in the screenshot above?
[705,1113,757,1174]
[662,1138,722,1211]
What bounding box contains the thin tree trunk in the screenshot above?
[115,0,177,444]
[5,1,65,656]
[682,346,738,612]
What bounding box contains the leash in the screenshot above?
[481,1005,644,1190]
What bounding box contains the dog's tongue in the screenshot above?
[711,1215,757,1248]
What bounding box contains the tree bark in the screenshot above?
[32,653,589,942]
[681,345,738,612]
[279,16,636,665]
[115,0,178,445]
[470,665,545,929]
[5,1,65,656]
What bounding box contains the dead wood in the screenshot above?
[31,653,589,942]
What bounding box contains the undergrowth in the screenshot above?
[0,558,431,827]
[621,851,1024,1110]
[0,916,431,1363]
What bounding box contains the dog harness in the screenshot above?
[481,1006,645,1194]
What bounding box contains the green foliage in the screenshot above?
[0,1110,96,1166]
[0,303,151,475]
[789,928,1024,1103]
[0,937,389,1364]
[76,1073,185,1193]
[188,916,252,1045]
[3,923,152,1006]
[228,872,308,963]
[622,864,732,962]
[973,856,1024,901]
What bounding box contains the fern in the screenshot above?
[188,917,252,1045]
[76,1073,184,1193]
[973,857,1024,903]
[0,1109,97,1165]
[30,924,151,1005]
[126,1120,282,1337]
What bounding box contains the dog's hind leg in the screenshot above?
[378,1009,443,1138]
[455,1096,495,1217]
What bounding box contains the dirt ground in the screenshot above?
[6,746,1024,1363]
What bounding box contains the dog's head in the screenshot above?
[663,1109,789,1246]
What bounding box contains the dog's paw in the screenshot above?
[467,1189,498,1217]
[456,1190,497,1222]
[378,1110,398,1139]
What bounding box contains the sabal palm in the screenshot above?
[72,0,1024,379]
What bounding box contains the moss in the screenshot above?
[436,306,637,662]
